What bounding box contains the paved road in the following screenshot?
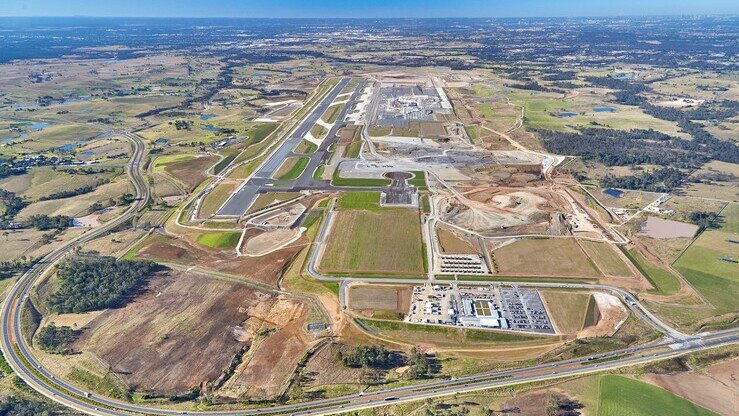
[0,134,736,416]
[309,199,687,340]
[217,78,355,217]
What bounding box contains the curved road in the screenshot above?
[0,134,736,416]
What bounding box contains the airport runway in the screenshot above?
[216,77,362,216]
[0,135,737,416]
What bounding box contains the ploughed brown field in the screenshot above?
[72,270,303,396]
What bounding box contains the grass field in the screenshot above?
[195,231,241,250]
[321,103,343,124]
[275,156,309,180]
[358,318,553,347]
[673,207,739,313]
[310,124,328,140]
[293,140,318,154]
[579,241,633,277]
[320,208,425,275]
[199,180,239,217]
[597,375,717,416]
[623,249,681,295]
[493,238,600,277]
[541,291,592,334]
[336,191,382,210]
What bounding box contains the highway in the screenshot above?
[0,128,734,416]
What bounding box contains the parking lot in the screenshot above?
[406,283,555,335]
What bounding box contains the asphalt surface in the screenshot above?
[216,78,362,217]
[0,132,735,416]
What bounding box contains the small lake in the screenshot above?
[28,122,49,131]
[558,112,577,118]
[200,113,215,121]
[594,106,616,113]
[58,144,75,152]
[603,188,623,198]
[154,137,169,145]
[201,125,221,133]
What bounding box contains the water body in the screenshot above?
[558,112,577,118]
[201,125,220,133]
[29,122,49,131]
[594,106,616,113]
[200,113,215,121]
[59,144,75,152]
[154,137,169,145]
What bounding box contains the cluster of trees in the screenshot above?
[584,76,739,165]
[406,347,436,380]
[0,163,25,179]
[39,183,102,201]
[537,128,706,168]
[546,394,584,416]
[173,119,192,130]
[601,167,685,193]
[339,345,395,369]
[0,396,67,416]
[35,324,74,354]
[688,211,722,232]
[0,258,33,280]
[0,189,27,227]
[47,256,158,313]
[541,71,577,81]
[28,215,74,231]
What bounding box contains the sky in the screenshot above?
[0,0,737,18]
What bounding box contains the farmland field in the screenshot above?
[673,206,739,314]
[320,208,425,275]
[597,375,717,416]
[493,238,600,277]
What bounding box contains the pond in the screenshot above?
[201,125,221,133]
[200,113,215,121]
[28,122,49,131]
[594,106,616,113]
[558,112,577,118]
[58,144,75,152]
[154,137,169,145]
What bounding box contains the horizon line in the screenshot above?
[0,13,736,19]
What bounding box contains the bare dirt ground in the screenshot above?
[72,270,284,396]
[135,231,306,286]
[437,225,478,254]
[441,184,573,236]
[347,285,412,313]
[644,358,738,416]
[638,216,699,239]
[501,388,574,416]
[219,298,312,400]
[242,228,303,256]
[577,293,629,339]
